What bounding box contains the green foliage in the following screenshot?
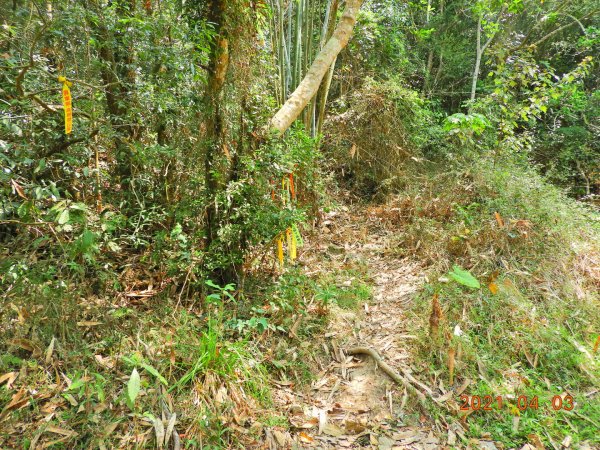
[1,0,599,447]
[402,153,599,446]
[126,368,141,410]
[448,265,481,289]
[533,87,600,199]
[443,113,490,143]
[0,0,217,299]
[122,355,169,386]
[205,279,236,304]
[199,127,322,276]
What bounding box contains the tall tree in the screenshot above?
[470,1,505,101]
[93,0,137,188]
[202,0,231,254]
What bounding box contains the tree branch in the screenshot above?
[15,25,46,96]
[43,128,100,157]
[531,9,597,48]
[268,0,364,136]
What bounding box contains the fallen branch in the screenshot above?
[347,346,427,404]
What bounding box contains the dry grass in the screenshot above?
[365,157,600,446]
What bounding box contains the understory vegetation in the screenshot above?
[1,0,599,448]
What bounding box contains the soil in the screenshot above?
[267,204,454,449]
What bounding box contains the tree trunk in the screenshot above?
[431,52,443,95]
[269,0,364,136]
[470,15,482,101]
[470,52,481,101]
[95,0,136,188]
[471,6,504,102]
[424,50,434,93]
[203,0,230,250]
[423,0,433,93]
[315,0,339,137]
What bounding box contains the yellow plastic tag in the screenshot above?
[59,76,73,134]
[285,228,296,261]
[276,236,284,267]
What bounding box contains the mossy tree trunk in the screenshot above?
[202,0,234,281]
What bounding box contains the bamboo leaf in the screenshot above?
[57,209,70,225]
[141,363,168,386]
[127,368,141,409]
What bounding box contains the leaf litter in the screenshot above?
[271,203,454,449]
[266,202,563,449]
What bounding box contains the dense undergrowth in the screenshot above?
[0,229,375,448]
[402,157,600,446]
[3,77,600,448]
[2,0,599,447]
[322,70,600,446]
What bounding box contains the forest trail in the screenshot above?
[268,203,447,449]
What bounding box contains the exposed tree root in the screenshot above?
[347,346,430,404]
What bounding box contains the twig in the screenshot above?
[0,219,53,226]
[44,128,100,157]
[30,94,58,113]
[543,430,559,450]
[15,26,46,96]
[326,378,341,404]
[70,79,121,90]
[531,9,597,48]
[569,410,600,430]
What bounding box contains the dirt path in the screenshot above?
[268,205,447,449]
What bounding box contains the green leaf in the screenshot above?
[66,378,85,392]
[96,384,105,402]
[205,279,220,289]
[257,317,269,332]
[127,368,141,409]
[448,265,480,289]
[70,202,87,211]
[57,209,70,225]
[141,363,168,386]
[34,159,46,174]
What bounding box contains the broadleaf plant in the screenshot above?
[126,368,141,410]
[448,265,481,289]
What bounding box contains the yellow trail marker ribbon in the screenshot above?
[274,173,302,267]
[58,76,73,135]
[285,228,292,259]
[276,236,284,267]
[290,230,297,260]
